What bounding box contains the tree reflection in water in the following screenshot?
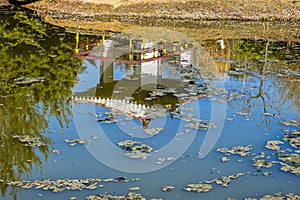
[0,6,81,199]
[204,38,300,129]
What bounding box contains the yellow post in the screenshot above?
[85,37,89,51]
[142,38,146,49]
[102,35,105,57]
[129,39,132,50]
[102,35,105,46]
[163,41,167,54]
[185,43,188,49]
[75,33,79,55]
[129,39,133,60]
[173,45,176,52]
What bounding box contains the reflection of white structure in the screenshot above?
[142,42,158,60]
[71,96,166,120]
[72,94,206,121]
[181,50,191,67]
[103,40,113,57]
[141,60,158,76]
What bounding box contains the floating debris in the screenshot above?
[281,120,299,126]
[14,76,45,85]
[86,192,146,200]
[117,140,153,159]
[252,160,273,169]
[144,128,163,136]
[114,177,129,182]
[262,172,272,176]
[186,120,217,130]
[236,112,250,116]
[217,145,252,156]
[226,118,234,121]
[97,112,118,124]
[221,157,230,162]
[156,157,175,164]
[277,68,300,77]
[64,139,89,146]
[283,130,300,148]
[184,183,213,193]
[12,135,47,147]
[185,173,243,192]
[263,112,278,117]
[213,173,244,187]
[128,187,140,191]
[278,153,300,175]
[244,192,300,200]
[162,185,174,192]
[5,178,101,192]
[52,149,61,155]
[265,140,284,151]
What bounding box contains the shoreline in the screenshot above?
[1,0,300,42]
[22,0,300,22]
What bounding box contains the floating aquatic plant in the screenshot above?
[185,173,244,193]
[184,183,213,193]
[265,140,284,151]
[118,140,153,159]
[64,138,89,146]
[278,153,300,175]
[144,128,163,136]
[217,145,252,157]
[281,120,299,126]
[283,130,300,148]
[87,192,146,200]
[186,120,217,130]
[252,159,273,169]
[13,135,47,147]
[162,185,174,192]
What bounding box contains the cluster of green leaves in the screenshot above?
[0,6,81,199]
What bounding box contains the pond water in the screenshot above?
[0,5,300,200]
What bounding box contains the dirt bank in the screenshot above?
[23,0,300,22]
[1,0,300,42]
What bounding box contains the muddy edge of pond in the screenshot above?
[1,0,300,42]
[19,0,300,23]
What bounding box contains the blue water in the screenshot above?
[1,6,299,199]
[8,61,300,200]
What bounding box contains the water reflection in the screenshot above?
[0,5,81,199]
[202,39,300,126]
[72,29,210,129]
[0,5,300,199]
